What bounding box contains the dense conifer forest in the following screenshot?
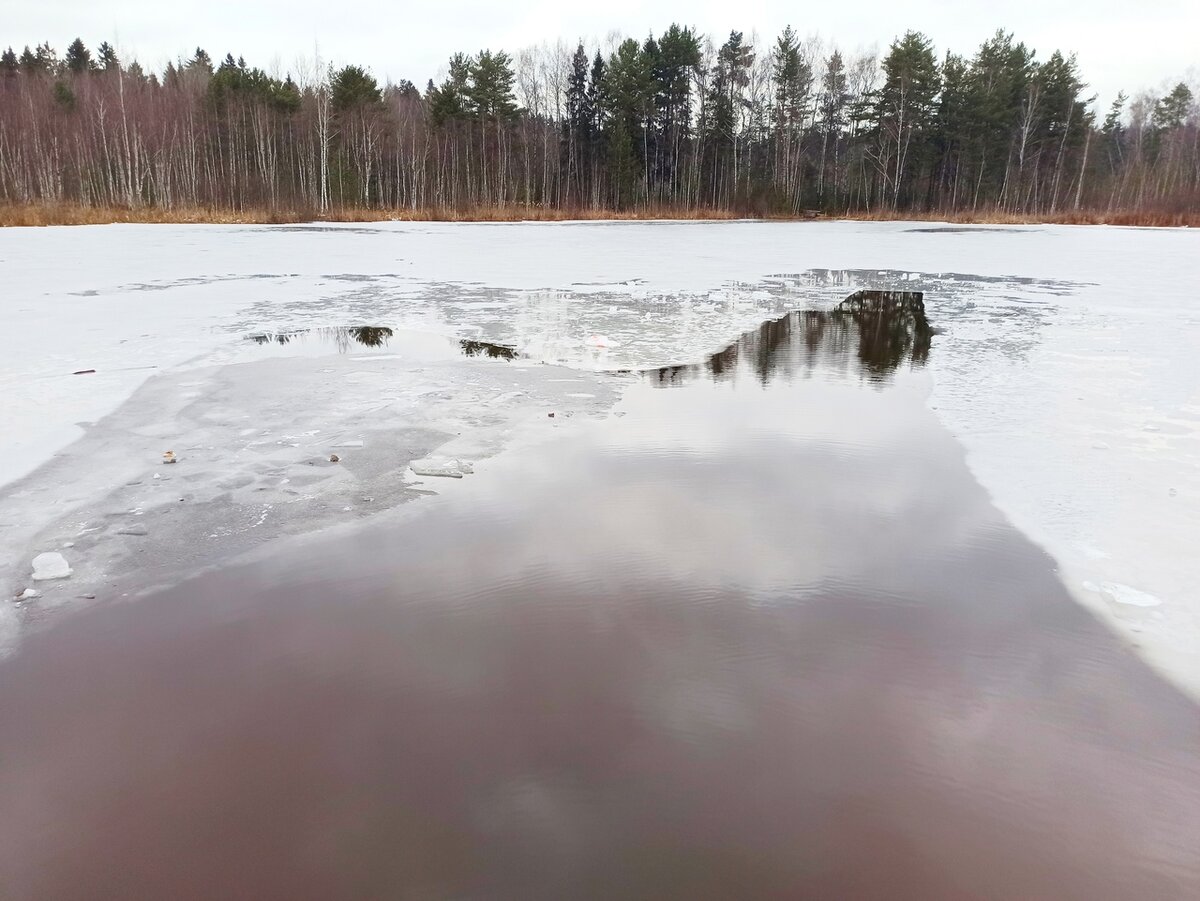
[0,28,1196,220]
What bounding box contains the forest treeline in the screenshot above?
[0,28,1196,219]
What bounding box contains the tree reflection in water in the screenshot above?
[348,326,393,348]
[649,290,931,386]
[459,339,521,360]
[244,327,526,361]
[247,326,395,351]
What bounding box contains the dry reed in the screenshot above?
[1,202,1194,228]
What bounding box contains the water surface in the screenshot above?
[2,304,1198,899]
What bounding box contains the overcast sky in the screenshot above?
[7,0,1197,109]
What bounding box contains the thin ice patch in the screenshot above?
[1084,581,1163,608]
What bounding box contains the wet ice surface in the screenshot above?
[0,326,621,627]
[2,304,1198,899]
[1,220,1199,696]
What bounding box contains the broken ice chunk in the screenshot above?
[410,457,472,479]
[1102,582,1163,608]
[31,552,72,581]
[1083,580,1163,608]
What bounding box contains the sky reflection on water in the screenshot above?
[2,291,1199,899]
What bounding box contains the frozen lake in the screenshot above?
[2,220,1198,695]
[2,285,1200,897]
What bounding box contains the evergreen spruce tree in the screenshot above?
[34,43,59,75]
[391,79,420,100]
[186,48,214,75]
[97,41,119,71]
[588,51,607,135]
[563,42,593,202]
[607,113,636,208]
[65,38,91,74]
[587,51,608,202]
[18,46,38,75]
[53,80,76,110]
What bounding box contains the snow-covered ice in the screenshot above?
[1,220,1198,695]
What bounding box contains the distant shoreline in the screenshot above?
[2,203,1195,229]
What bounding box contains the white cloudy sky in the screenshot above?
[6,0,1197,108]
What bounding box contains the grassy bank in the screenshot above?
[1,202,1195,228]
[0,204,740,227]
[845,208,1199,228]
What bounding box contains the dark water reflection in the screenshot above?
[459,338,522,360]
[245,326,523,361]
[4,304,1200,899]
[247,325,396,350]
[651,290,931,386]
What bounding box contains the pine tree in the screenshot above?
[1030,51,1090,209]
[467,50,518,121]
[963,31,1035,206]
[428,54,471,124]
[0,22,1193,218]
[653,24,700,200]
[1155,83,1194,130]
[703,31,753,204]
[933,52,970,205]
[1102,92,1127,138]
[602,38,652,194]
[772,23,812,202]
[331,66,381,111]
[818,51,850,201]
[873,31,940,207]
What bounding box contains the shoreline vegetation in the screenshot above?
[1,203,1195,228]
[1,27,1197,228]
